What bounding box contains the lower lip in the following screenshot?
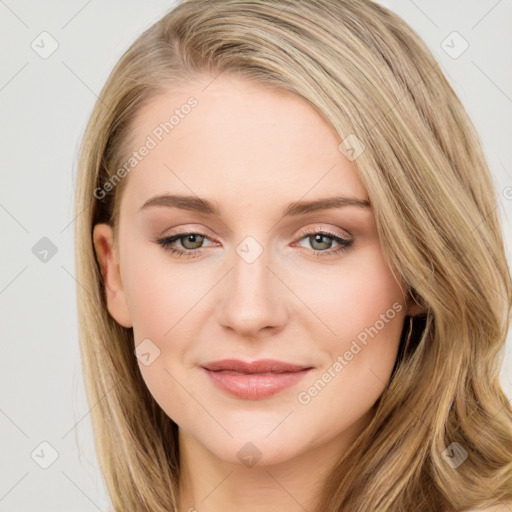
[202,368,312,400]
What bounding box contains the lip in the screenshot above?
[202,358,312,373]
[201,359,314,400]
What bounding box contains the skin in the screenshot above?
[93,74,422,512]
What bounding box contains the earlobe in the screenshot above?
[92,223,133,328]
[404,288,425,318]
[406,300,424,317]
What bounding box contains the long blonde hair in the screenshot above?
[74,1,512,510]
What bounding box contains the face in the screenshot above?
[93,74,417,467]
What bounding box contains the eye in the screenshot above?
[294,229,353,257]
[156,231,215,258]
[155,228,353,259]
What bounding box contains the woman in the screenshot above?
[74,0,512,510]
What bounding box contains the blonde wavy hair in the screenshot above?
[74,0,512,510]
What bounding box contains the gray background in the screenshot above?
[1,1,511,510]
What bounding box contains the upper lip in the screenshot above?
[202,359,313,374]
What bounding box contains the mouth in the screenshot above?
[201,359,314,400]
[202,358,312,373]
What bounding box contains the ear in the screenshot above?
[403,285,426,317]
[405,300,424,317]
[92,223,133,328]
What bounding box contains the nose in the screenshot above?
[216,241,288,339]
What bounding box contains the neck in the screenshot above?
[177,407,374,512]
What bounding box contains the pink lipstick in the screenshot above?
[201,359,313,400]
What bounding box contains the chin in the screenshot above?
[199,431,308,468]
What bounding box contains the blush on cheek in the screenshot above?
[325,276,406,370]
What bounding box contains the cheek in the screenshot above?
[292,251,406,438]
[120,242,203,416]
[120,237,206,341]
[290,246,406,348]
[326,250,406,391]
[336,256,405,346]
[290,246,407,413]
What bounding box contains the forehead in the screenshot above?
[120,74,368,215]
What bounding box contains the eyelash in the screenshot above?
[155,228,353,259]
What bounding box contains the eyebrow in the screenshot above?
[138,194,371,216]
